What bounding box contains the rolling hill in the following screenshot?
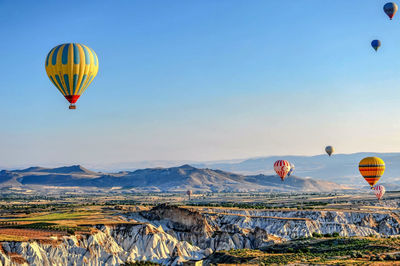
[0,164,350,192]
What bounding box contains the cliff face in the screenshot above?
[1,205,400,265]
[196,208,400,238]
[138,204,279,251]
[133,206,400,246]
[0,223,204,266]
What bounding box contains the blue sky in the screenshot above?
[1,0,400,168]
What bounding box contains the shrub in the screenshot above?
[300,247,310,253]
[312,232,322,238]
[287,248,294,253]
[350,251,363,258]
[370,255,384,261]
[332,232,340,237]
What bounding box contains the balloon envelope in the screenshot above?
[274,160,291,181]
[373,185,385,200]
[45,43,99,109]
[325,146,335,156]
[287,163,295,177]
[359,157,385,188]
[384,2,398,19]
[371,40,381,51]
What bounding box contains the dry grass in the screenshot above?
[0,234,28,242]
[0,228,64,241]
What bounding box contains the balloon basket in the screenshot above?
[69,104,76,110]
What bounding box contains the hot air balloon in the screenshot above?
[371,40,381,52]
[186,190,192,200]
[325,146,335,156]
[274,160,291,181]
[45,43,99,109]
[384,2,398,20]
[359,157,385,188]
[287,163,295,177]
[373,185,386,200]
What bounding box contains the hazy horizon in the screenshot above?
[2,150,400,171]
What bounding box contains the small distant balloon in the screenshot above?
[371,40,381,52]
[287,163,295,177]
[384,2,398,20]
[186,190,192,200]
[274,160,291,181]
[359,157,385,188]
[373,185,385,200]
[325,146,335,156]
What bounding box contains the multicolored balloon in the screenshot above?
[373,185,386,200]
[359,157,385,188]
[45,43,99,109]
[384,2,398,20]
[287,163,295,177]
[274,160,291,181]
[325,146,335,156]
[371,40,381,52]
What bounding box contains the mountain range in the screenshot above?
[195,152,400,187]
[78,152,400,189]
[0,164,350,193]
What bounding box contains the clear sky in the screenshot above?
[0,0,400,168]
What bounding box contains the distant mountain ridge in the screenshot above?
[195,152,400,186]
[0,164,350,193]
[15,165,98,175]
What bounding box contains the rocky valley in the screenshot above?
[0,203,400,265]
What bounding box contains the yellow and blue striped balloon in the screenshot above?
[45,43,99,109]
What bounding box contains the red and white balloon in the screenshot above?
[274,160,291,181]
[373,185,385,200]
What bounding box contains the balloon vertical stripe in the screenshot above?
[50,76,64,96]
[55,75,66,95]
[52,46,61,65]
[62,44,69,64]
[63,74,70,92]
[89,47,98,66]
[77,74,88,95]
[73,44,80,64]
[45,52,50,67]
[81,45,91,65]
[72,74,79,94]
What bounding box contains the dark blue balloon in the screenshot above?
[371,40,381,51]
[384,2,398,19]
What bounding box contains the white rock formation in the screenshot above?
[0,223,204,266]
[1,205,400,265]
